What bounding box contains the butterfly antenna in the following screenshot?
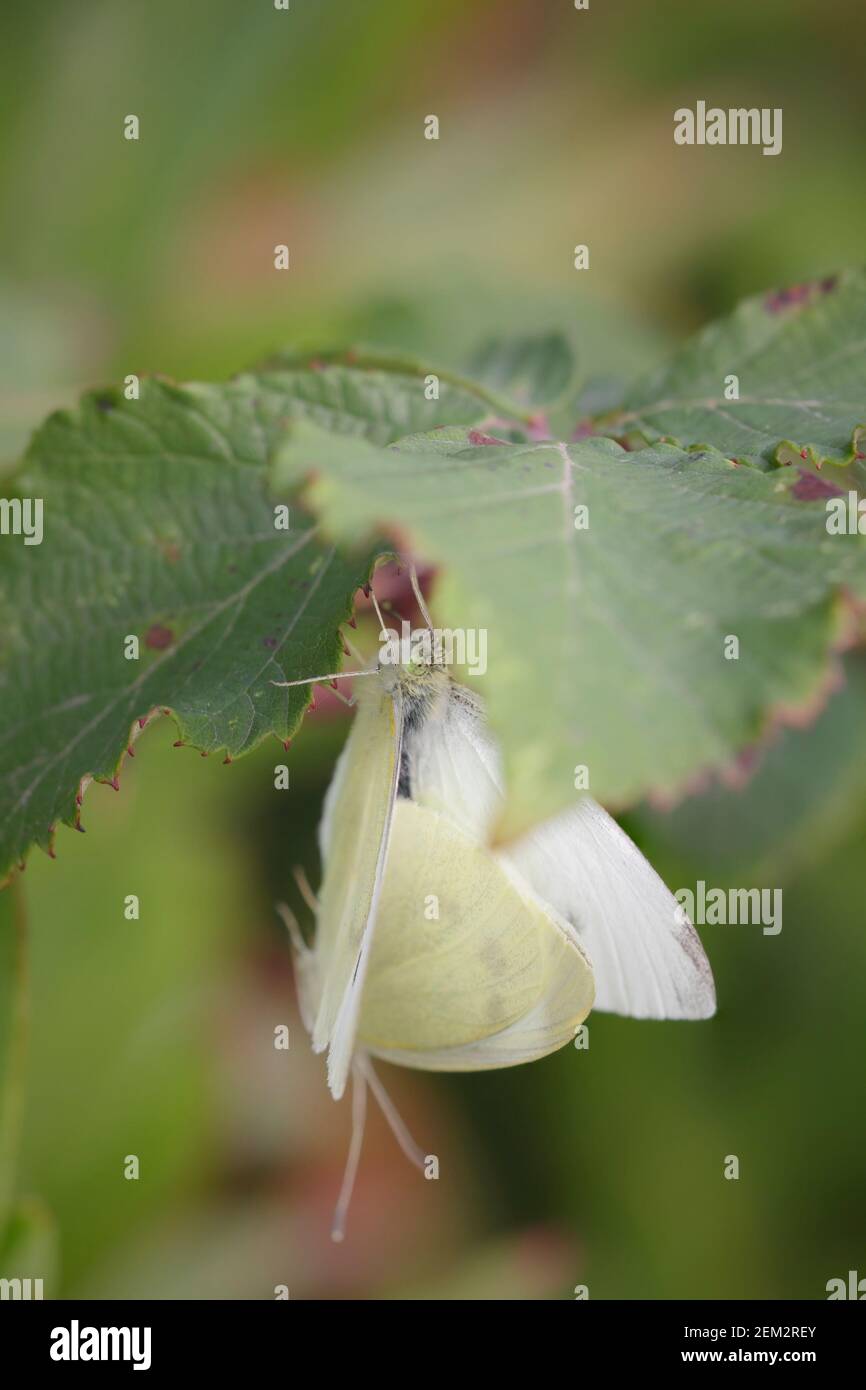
[409,563,434,633]
[359,1055,427,1172]
[270,669,375,689]
[369,587,389,640]
[331,1063,368,1243]
[292,865,320,915]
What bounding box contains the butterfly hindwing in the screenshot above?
[357,799,595,1068]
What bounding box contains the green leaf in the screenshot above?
[1,349,502,876]
[463,332,577,412]
[274,421,866,837]
[612,269,866,469]
[635,656,866,883]
[250,347,536,429]
[6,291,866,873]
[0,374,391,877]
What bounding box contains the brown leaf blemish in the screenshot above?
[764,284,814,313]
[764,276,838,315]
[144,623,174,650]
[791,468,844,501]
[468,429,505,446]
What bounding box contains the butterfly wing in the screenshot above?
[502,798,716,1020]
[404,680,714,1021]
[356,799,595,1070]
[312,678,404,1098]
[401,681,504,842]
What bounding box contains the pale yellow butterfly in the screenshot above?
[273,569,714,1239]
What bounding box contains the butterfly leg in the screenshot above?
[358,1054,426,1172]
[330,1060,368,1243]
[274,900,310,955]
[291,865,320,915]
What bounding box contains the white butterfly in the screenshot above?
[274,572,715,1237]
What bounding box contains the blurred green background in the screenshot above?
[2,0,865,1298]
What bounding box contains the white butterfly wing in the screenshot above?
[312,678,404,1098]
[357,799,594,1071]
[407,680,713,1019]
[403,682,504,842]
[501,798,716,1020]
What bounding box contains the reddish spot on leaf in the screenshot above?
[764,276,837,315]
[144,623,174,650]
[262,635,279,649]
[468,429,505,445]
[526,413,550,441]
[764,284,814,314]
[791,468,844,501]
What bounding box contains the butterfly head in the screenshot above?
[376,626,450,702]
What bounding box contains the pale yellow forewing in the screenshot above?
[312,678,403,1098]
[357,799,595,1069]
